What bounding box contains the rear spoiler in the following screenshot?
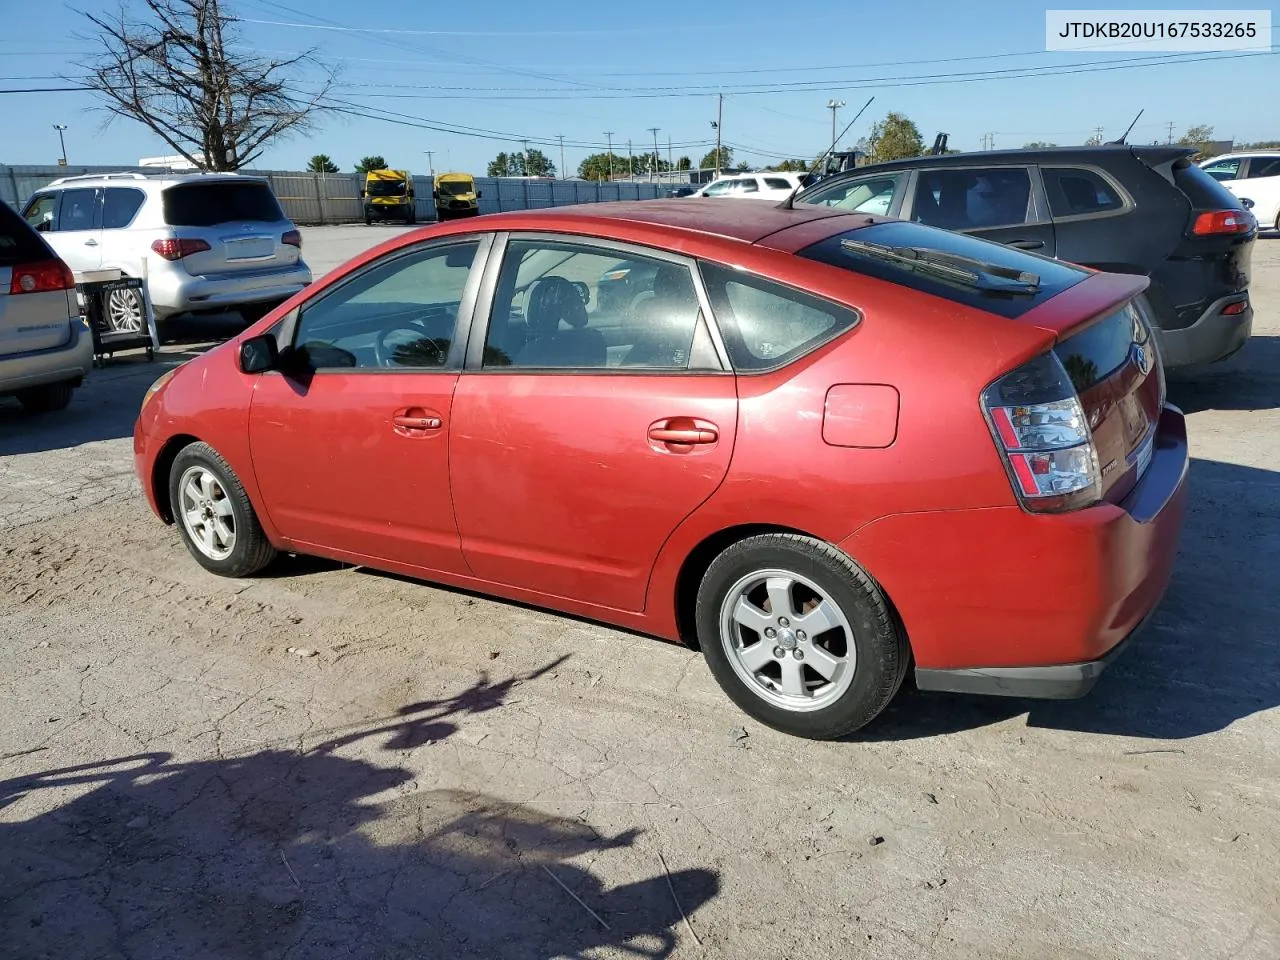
[1017,272,1149,339]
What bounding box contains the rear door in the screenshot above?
[904,165,1057,256]
[1239,156,1280,227]
[449,233,737,613]
[0,202,75,357]
[1039,164,1140,269]
[160,179,301,278]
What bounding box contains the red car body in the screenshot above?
[135,200,1188,704]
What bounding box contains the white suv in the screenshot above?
[20,172,312,332]
[1201,152,1280,234]
[694,172,811,201]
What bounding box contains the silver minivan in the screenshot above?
[21,173,312,332]
[0,200,93,413]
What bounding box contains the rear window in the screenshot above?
[0,200,52,266]
[798,220,1088,320]
[1172,159,1244,210]
[1054,304,1140,392]
[162,180,284,226]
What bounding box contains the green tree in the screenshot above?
[355,155,387,174]
[578,152,623,181]
[1178,124,1216,159]
[307,153,338,173]
[1022,141,1058,149]
[772,158,812,172]
[487,152,512,177]
[490,149,556,178]
[676,156,692,171]
[699,146,733,171]
[866,112,924,163]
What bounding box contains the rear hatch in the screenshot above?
[160,179,301,278]
[0,201,75,358]
[797,219,1161,505]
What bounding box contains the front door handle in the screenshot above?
[84,239,98,246]
[393,414,442,430]
[1008,239,1045,250]
[648,418,719,445]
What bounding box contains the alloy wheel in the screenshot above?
[178,466,236,561]
[107,287,144,334]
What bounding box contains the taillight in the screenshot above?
[982,353,1101,513]
[9,258,75,295]
[1192,209,1255,236]
[282,229,302,248]
[151,237,212,260]
[1221,300,1248,316]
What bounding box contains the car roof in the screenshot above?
[825,144,1195,176]
[1204,150,1280,159]
[40,172,266,191]
[479,198,860,244]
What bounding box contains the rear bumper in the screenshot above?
[0,317,94,395]
[148,262,312,319]
[1155,294,1252,367]
[840,404,1189,698]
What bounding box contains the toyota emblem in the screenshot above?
[1131,342,1152,375]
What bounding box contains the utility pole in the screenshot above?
[53,124,68,166]
[1166,121,1175,144]
[714,93,723,177]
[556,134,565,179]
[1094,126,1104,144]
[648,127,660,182]
[627,139,633,179]
[604,131,615,181]
[667,135,673,174]
[423,150,434,177]
[826,99,845,156]
[520,139,530,176]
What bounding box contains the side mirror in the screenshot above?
[407,189,414,199]
[359,189,367,199]
[432,189,439,199]
[239,334,278,374]
[476,190,483,199]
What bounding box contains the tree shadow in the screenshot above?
[1165,333,1280,413]
[0,662,719,960]
[858,457,1280,742]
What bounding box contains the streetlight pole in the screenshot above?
[714,93,723,177]
[556,134,565,179]
[604,131,614,181]
[827,99,846,156]
[648,127,660,182]
[627,139,633,179]
[53,124,68,166]
[423,150,434,177]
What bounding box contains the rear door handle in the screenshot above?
[1008,239,1044,250]
[393,414,441,429]
[648,420,718,445]
[84,239,98,246]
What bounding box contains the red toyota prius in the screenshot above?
[134,200,1188,739]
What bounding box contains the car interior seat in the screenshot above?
[625,265,699,367]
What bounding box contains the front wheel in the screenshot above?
[695,533,908,740]
[17,380,75,414]
[169,442,277,577]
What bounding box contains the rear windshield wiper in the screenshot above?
[838,238,1041,295]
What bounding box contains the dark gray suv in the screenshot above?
[795,146,1256,368]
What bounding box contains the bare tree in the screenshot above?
[78,0,336,171]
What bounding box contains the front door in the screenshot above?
[248,237,488,574]
[450,235,738,613]
[905,165,1058,257]
[30,188,103,273]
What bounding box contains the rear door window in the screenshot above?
[764,177,793,191]
[911,167,1033,230]
[163,180,284,226]
[1041,167,1126,218]
[699,261,859,370]
[735,179,759,194]
[102,188,146,229]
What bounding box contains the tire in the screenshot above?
[107,285,145,334]
[406,207,417,225]
[695,533,907,740]
[17,380,75,414]
[168,442,277,578]
[364,213,372,226]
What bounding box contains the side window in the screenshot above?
[736,179,759,194]
[764,177,793,191]
[483,239,719,371]
[699,262,859,371]
[102,188,146,229]
[55,188,99,232]
[23,194,57,233]
[293,241,478,370]
[803,174,901,214]
[1245,157,1280,179]
[1041,167,1125,218]
[1201,159,1242,181]
[703,180,734,197]
[912,167,1033,230]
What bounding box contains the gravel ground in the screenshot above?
[1,228,1277,960]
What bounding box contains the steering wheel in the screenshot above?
[375,326,445,367]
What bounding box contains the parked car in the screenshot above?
[694,172,808,201]
[1200,151,1280,235]
[0,199,93,413]
[794,146,1257,368]
[21,172,312,332]
[134,199,1188,740]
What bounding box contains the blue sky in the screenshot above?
[1,0,1276,176]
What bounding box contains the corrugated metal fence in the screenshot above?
[0,164,672,223]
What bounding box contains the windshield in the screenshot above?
[367,179,407,197]
[439,181,473,196]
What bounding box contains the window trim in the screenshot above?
[1037,163,1135,224]
[100,187,147,230]
[282,232,494,375]
[697,259,864,375]
[899,163,1049,231]
[462,230,732,375]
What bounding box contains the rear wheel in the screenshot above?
[168,442,277,577]
[17,381,75,414]
[696,533,907,740]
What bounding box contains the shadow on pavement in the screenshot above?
[1166,333,1280,414]
[861,457,1280,742]
[0,662,719,960]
